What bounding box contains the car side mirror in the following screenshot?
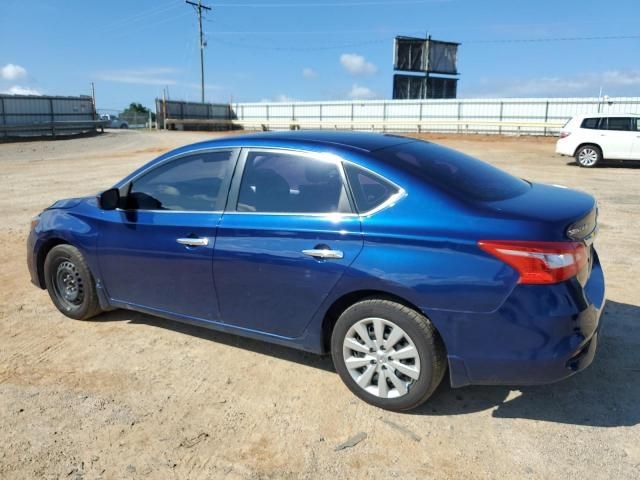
[98,188,120,210]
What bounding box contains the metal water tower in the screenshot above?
[392,35,460,99]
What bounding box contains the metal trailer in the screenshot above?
[0,94,106,139]
[155,98,234,130]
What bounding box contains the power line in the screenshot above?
[99,0,183,33]
[214,0,448,6]
[207,35,387,51]
[205,33,640,52]
[185,0,212,103]
[464,34,640,43]
[104,10,193,41]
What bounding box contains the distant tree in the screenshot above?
[121,102,155,121]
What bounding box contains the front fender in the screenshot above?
[31,207,100,289]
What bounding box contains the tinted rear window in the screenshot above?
[374,141,530,201]
[581,117,600,129]
[344,163,399,213]
[605,117,632,131]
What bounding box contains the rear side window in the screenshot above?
[128,150,235,211]
[374,140,530,202]
[604,117,632,131]
[344,163,399,213]
[237,150,352,214]
[581,118,600,129]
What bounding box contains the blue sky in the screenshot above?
[1,0,639,111]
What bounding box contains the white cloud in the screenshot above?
[260,94,295,103]
[95,67,179,86]
[469,70,640,98]
[340,53,377,76]
[1,85,41,95]
[348,83,376,100]
[1,64,27,80]
[302,67,317,79]
[601,70,640,86]
[275,94,295,102]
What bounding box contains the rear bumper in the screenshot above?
[430,251,605,387]
[555,139,575,156]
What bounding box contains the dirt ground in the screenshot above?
[1,130,639,479]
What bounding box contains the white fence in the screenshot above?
[232,97,640,136]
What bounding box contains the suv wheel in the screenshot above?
[575,145,602,168]
[44,244,102,320]
[331,299,446,411]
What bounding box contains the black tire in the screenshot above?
[44,244,102,320]
[331,298,446,411]
[120,123,128,129]
[575,144,602,168]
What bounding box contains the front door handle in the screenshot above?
[177,237,209,247]
[302,248,343,259]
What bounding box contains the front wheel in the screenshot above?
[44,244,102,320]
[575,145,602,168]
[331,299,446,411]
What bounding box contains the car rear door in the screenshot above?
[213,148,363,338]
[597,117,634,159]
[631,118,640,159]
[97,148,238,321]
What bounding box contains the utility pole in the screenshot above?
[90,82,96,119]
[186,0,211,104]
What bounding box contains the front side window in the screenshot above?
[605,117,632,131]
[237,150,352,213]
[345,163,399,213]
[128,150,235,211]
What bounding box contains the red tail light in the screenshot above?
[478,240,588,284]
[559,131,571,138]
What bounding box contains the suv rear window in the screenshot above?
[604,117,632,131]
[581,118,600,129]
[374,141,530,202]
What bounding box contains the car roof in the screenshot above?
[573,113,640,118]
[186,130,416,153]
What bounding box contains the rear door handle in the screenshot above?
[302,249,343,259]
[177,237,209,247]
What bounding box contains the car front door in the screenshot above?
[97,148,238,321]
[213,148,363,338]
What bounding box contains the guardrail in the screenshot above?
[163,117,564,135]
[231,96,640,136]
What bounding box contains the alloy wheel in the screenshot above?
[342,317,421,398]
[578,148,598,166]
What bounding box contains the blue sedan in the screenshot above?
[27,131,605,411]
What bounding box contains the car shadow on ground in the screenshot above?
[94,299,639,427]
[95,309,336,373]
[566,160,640,168]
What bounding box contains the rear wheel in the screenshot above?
[44,244,102,320]
[575,145,602,168]
[331,298,446,411]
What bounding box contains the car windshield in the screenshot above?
[374,140,530,201]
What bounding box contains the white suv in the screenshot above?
[556,113,640,167]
